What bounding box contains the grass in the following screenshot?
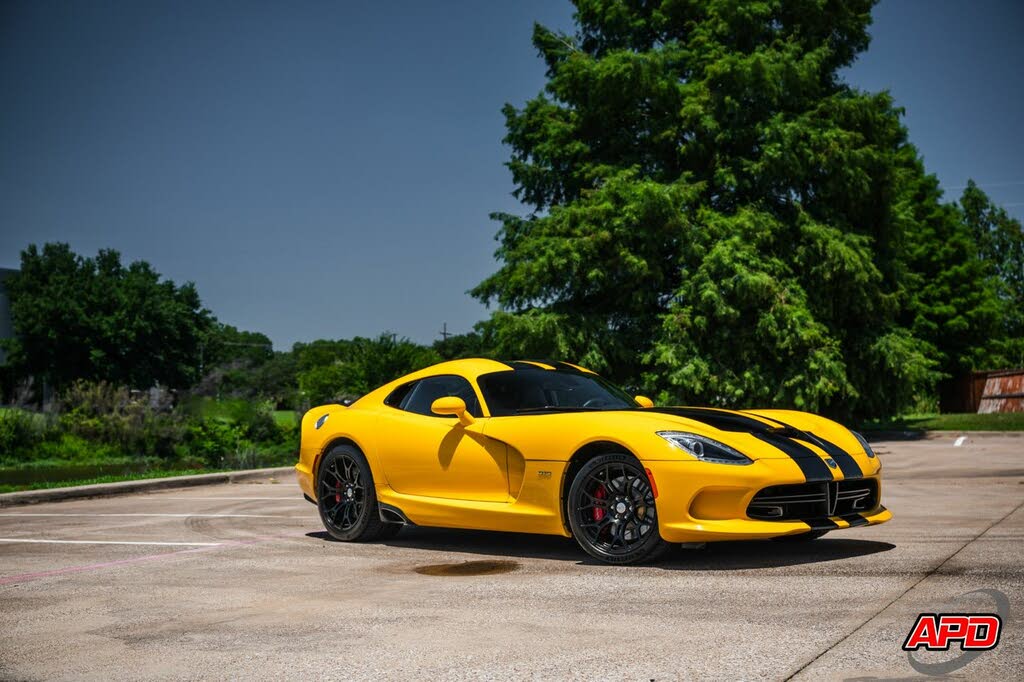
[273,410,298,427]
[0,468,228,494]
[0,406,48,423]
[861,412,1024,432]
[185,397,251,421]
[181,397,298,430]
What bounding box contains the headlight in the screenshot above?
[852,431,876,458]
[657,431,753,465]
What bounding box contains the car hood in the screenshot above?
[479,405,872,475]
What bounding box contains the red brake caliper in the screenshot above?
[593,484,607,522]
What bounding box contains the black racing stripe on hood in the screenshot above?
[647,407,777,433]
[752,432,835,483]
[748,413,863,480]
[801,432,863,479]
[650,407,835,482]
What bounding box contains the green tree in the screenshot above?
[195,350,299,408]
[433,330,491,360]
[297,363,355,406]
[3,243,213,391]
[896,168,1001,382]
[192,323,292,406]
[295,333,441,405]
[960,180,1024,366]
[203,323,274,369]
[474,0,998,418]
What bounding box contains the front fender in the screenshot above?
[296,405,387,501]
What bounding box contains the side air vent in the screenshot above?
[378,503,414,525]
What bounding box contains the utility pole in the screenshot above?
[439,322,452,341]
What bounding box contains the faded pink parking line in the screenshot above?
[0,533,305,587]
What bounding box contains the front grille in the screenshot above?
[747,479,878,520]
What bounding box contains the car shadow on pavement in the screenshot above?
[663,538,896,570]
[306,528,895,570]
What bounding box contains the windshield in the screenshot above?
[478,369,638,415]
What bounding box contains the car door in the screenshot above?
[374,375,509,502]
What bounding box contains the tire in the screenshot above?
[316,445,401,542]
[772,529,830,542]
[566,453,671,565]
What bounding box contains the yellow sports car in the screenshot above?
[295,359,890,564]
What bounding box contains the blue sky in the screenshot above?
[2,0,1021,349]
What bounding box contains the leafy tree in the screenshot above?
[433,330,491,360]
[294,338,357,374]
[194,351,299,408]
[3,243,213,391]
[474,0,1002,418]
[960,180,1024,366]
[297,363,355,407]
[244,352,301,407]
[896,168,1001,381]
[203,323,274,369]
[191,323,292,405]
[295,333,441,406]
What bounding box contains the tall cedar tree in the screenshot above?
[4,243,213,390]
[960,181,1024,367]
[473,0,1000,418]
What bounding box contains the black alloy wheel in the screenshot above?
[567,453,671,564]
[316,445,400,542]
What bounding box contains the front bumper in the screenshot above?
[295,462,315,501]
[644,457,891,543]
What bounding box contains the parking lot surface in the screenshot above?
[1,433,1021,680]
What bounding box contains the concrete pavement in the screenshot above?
[0,433,1021,680]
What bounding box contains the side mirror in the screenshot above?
[431,396,475,426]
[635,395,654,408]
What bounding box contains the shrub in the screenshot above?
[236,405,283,444]
[0,409,51,460]
[59,380,184,458]
[179,396,290,445]
[31,434,125,462]
[183,419,243,466]
[14,382,297,469]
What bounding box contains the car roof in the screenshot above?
[418,358,597,378]
[359,358,598,403]
[397,358,596,382]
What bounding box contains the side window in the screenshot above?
[384,382,415,408]
[397,375,481,418]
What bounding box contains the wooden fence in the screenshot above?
[977,369,1024,414]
